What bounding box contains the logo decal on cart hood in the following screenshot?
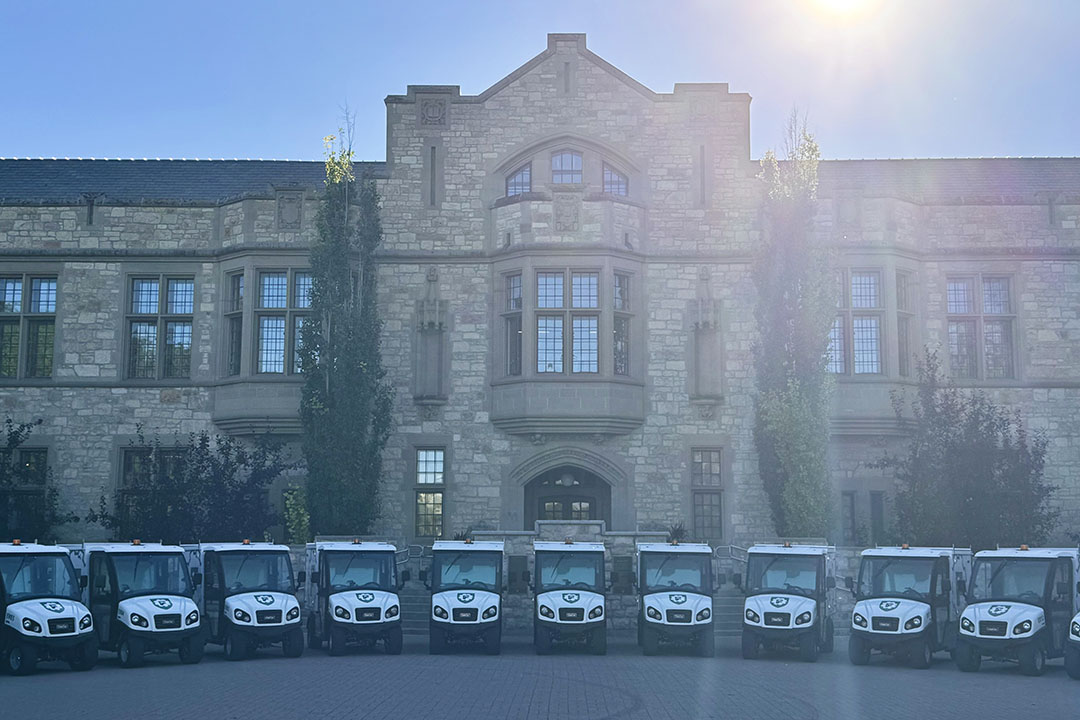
[770,597,789,608]
[40,601,65,614]
[151,598,173,610]
[670,594,687,605]
[562,593,580,603]
[879,600,900,612]
[254,595,275,606]
[457,592,474,603]
[988,604,1010,617]
[357,592,375,603]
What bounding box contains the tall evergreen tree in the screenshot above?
[752,113,835,538]
[299,135,393,535]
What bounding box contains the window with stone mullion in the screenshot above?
[0,274,57,379]
[945,274,1016,380]
[127,275,193,380]
[254,269,309,375]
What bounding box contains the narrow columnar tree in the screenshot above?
[752,113,835,539]
[299,134,393,535]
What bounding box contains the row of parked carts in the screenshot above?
[1,538,1078,679]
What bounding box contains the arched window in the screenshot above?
[551,151,582,184]
[603,164,628,196]
[506,163,531,196]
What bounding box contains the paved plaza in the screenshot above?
[3,635,1075,720]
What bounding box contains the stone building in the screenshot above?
[1,34,1078,547]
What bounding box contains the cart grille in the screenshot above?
[452,608,477,622]
[872,617,899,632]
[256,610,282,624]
[667,609,692,623]
[764,612,790,627]
[355,607,381,621]
[48,618,76,634]
[979,621,1007,637]
[559,608,584,621]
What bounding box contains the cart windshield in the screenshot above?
[856,556,936,601]
[0,553,80,603]
[112,552,193,600]
[746,554,821,598]
[641,552,710,594]
[325,551,395,593]
[535,551,604,593]
[219,551,294,596]
[969,558,1052,605]
[432,551,501,593]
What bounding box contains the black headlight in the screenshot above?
[796,611,812,626]
[433,605,448,619]
[334,605,349,619]
[385,605,399,619]
[1012,620,1032,635]
[234,609,251,623]
[286,606,300,621]
[589,606,604,619]
[539,605,554,619]
[961,617,975,633]
[904,616,922,631]
[647,607,662,621]
[22,618,42,633]
[482,606,498,620]
[186,610,199,626]
[80,614,93,630]
[853,613,867,628]
[130,613,149,628]
[745,608,760,623]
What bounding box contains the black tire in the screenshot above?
[590,627,608,656]
[1018,641,1046,677]
[118,635,145,668]
[741,628,759,660]
[224,629,250,661]
[429,623,447,655]
[642,625,660,656]
[534,625,553,655]
[696,627,714,658]
[384,625,403,655]
[6,642,37,676]
[822,618,835,654]
[1065,645,1080,680]
[483,624,502,656]
[307,615,321,650]
[282,626,305,658]
[848,634,870,666]
[68,636,98,671]
[909,636,933,669]
[798,631,819,662]
[954,640,981,672]
[178,635,204,664]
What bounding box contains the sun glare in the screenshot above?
[814,0,876,19]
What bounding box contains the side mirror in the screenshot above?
[401,569,411,583]
[78,575,88,589]
[296,571,306,585]
[942,578,952,593]
[844,576,854,590]
[192,571,203,588]
[716,573,726,587]
[1056,581,1070,598]
[1076,581,1080,596]
[826,576,836,590]
[957,579,967,596]
[732,573,742,590]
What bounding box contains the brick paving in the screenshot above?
[3,635,1075,720]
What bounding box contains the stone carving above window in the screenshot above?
[553,191,581,232]
[276,191,303,231]
[419,98,448,127]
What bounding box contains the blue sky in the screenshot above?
[2,0,1078,161]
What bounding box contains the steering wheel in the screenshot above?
[1018,590,1041,603]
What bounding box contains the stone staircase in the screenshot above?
[399,585,431,635]
[712,589,746,637]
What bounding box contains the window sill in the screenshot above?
[493,192,550,209]
[492,375,644,387]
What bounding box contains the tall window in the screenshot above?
[603,164,628,196]
[613,274,631,376]
[535,270,600,374]
[225,272,244,376]
[947,275,1016,380]
[690,448,723,540]
[896,271,914,377]
[506,164,531,197]
[255,270,310,374]
[415,448,444,538]
[0,447,49,536]
[551,151,582,184]
[504,273,522,376]
[0,275,57,379]
[829,270,883,375]
[118,447,184,529]
[127,276,193,379]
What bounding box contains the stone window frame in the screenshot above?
[602,163,629,196]
[253,267,311,376]
[502,271,523,376]
[0,445,50,536]
[124,273,195,381]
[224,270,245,377]
[895,270,915,378]
[493,136,642,206]
[115,445,186,530]
[689,447,724,542]
[533,266,603,375]
[0,271,58,381]
[829,267,885,377]
[407,439,452,540]
[506,163,532,197]
[551,150,583,185]
[945,273,1018,381]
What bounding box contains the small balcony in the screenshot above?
[493,189,646,249]
[490,378,645,436]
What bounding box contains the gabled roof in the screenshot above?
[0,158,387,206]
[818,157,1080,203]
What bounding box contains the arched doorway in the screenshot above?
[523,466,611,529]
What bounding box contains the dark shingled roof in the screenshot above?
[0,159,387,205]
[818,158,1080,202]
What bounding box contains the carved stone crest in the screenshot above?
[420,98,447,126]
[554,193,580,232]
[277,192,302,231]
